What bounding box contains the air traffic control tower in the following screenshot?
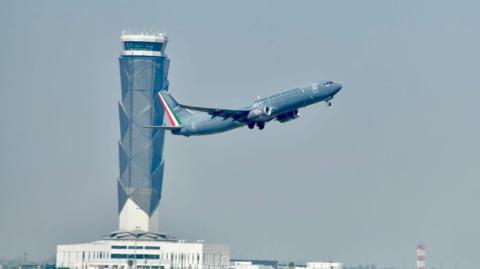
[118,32,169,232]
[56,33,230,269]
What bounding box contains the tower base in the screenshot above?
[118,199,161,232]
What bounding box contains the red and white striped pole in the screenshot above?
[416,243,426,269]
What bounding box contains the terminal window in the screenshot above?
[111,254,160,259]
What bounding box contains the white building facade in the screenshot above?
[56,232,229,269]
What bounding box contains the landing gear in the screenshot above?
[326,101,332,107]
[257,122,265,130]
[248,121,265,130]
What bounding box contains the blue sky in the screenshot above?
[0,1,479,268]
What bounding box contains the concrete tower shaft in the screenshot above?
[118,32,169,232]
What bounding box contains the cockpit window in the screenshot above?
[323,81,333,86]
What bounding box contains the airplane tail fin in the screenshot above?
[157,90,188,127]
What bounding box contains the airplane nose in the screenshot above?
[334,83,342,94]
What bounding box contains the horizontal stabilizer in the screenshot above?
[144,125,182,130]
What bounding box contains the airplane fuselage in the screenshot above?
[172,81,342,136]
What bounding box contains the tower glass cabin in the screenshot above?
[118,32,169,232]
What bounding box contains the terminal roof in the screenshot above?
[103,230,178,242]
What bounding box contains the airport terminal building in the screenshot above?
[56,32,229,269]
[56,231,229,269]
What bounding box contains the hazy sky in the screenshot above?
[1,1,479,268]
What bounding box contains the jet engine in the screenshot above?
[247,106,272,121]
[276,109,299,123]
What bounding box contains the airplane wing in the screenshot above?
[180,104,250,121]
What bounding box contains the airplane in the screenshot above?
[147,80,342,136]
